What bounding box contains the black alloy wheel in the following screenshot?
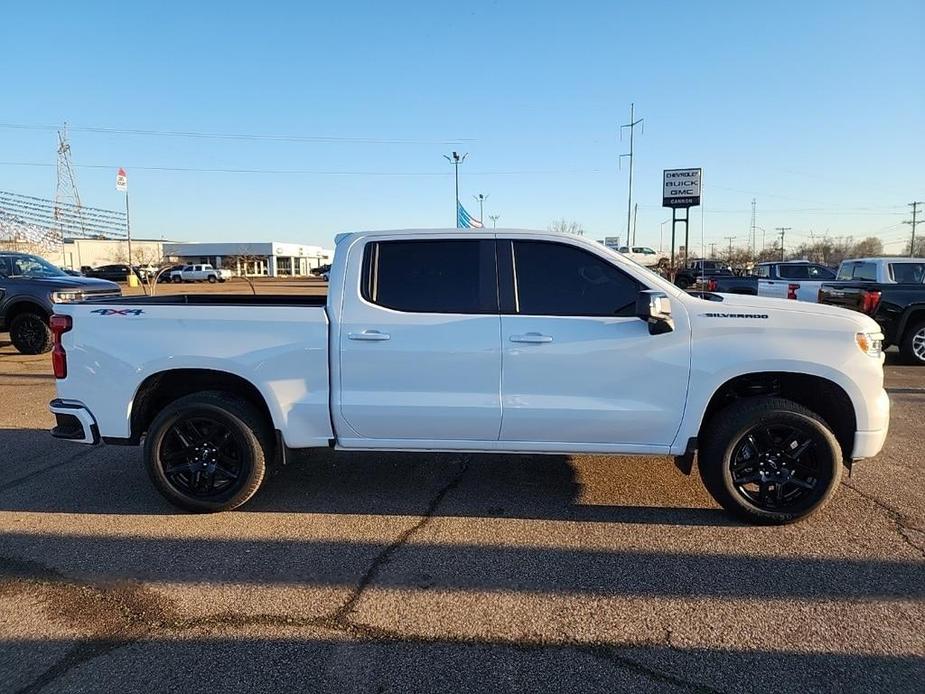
[158,414,246,499]
[9,312,53,354]
[728,422,826,512]
[144,391,271,512]
[699,397,842,524]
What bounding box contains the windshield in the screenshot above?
[1,254,67,278]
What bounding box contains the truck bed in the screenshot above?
[80,293,328,307]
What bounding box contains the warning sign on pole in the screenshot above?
[116,168,128,192]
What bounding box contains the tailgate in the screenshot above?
[818,283,864,310]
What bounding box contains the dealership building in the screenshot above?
[163,241,333,277]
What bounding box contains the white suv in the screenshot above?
[169,264,232,283]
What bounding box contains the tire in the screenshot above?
[208,275,217,283]
[9,312,52,354]
[144,391,273,512]
[698,397,842,525]
[172,275,182,283]
[675,276,691,290]
[899,319,925,365]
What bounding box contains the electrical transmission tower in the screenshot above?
[52,124,86,246]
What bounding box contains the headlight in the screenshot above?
[50,291,84,303]
[855,331,883,357]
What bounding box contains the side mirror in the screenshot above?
[636,290,674,335]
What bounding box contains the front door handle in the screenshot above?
[510,333,553,344]
[348,330,391,342]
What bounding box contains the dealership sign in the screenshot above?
[662,168,701,208]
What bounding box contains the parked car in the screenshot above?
[169,264,233,283]
[617,246,669,269]
[835,257,925,284]
[0,252,120,354]
[311,263,332,277]
[674,259,735,289]
[157,265,185,283]
[818,260,925,364]
[84,264,138,282]
[60,267,83,277]
[50,229,889,525]
[703,261,837,301]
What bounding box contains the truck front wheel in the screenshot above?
[9,312,53,354]
[698,398,842,525]
[144,391,272,512]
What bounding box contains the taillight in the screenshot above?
[707,278,717,292]
[860,290,882,315]
[50,314,72,379]
[787,283,800,300]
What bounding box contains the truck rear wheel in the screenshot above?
[208,275,217,283]
[699,397,842,525]
[9,312,53,354]
[144,391,272,512]
[899,319,925,365]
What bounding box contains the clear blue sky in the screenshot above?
[2,0,923,252]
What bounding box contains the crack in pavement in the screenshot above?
[840,480,925,558]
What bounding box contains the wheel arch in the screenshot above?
[128,368,276,444]
[4,299,51,324]
[696,372,857,463]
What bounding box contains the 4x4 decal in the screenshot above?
[90,308,145,316]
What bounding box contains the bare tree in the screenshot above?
[548,219,584,236]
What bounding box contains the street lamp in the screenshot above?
[488,214,500,229]
[443,152,468,227]
[659,219,670,253]
[473,193,489,225]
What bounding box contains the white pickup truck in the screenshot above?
[48,229,890,524]
[169,263,232,283]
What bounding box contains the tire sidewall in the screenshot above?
[145,399,267,512]
[901,321,925,365]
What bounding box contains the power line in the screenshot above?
[0,122,474,146]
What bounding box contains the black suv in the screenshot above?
[0,252,121,354]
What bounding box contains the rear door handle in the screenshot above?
[348,330,391,342]
[510,333,553,344]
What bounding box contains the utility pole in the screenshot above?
[904,201,923,257]
[724,236,736,260]
[709,242,717,258]
[775,227,791,261]
[488,214,500,229]
[473,193,489,225]
[52,123,86,254]
[659,219,670,253]
[619,103,644,251]
[443,151,467,227]
[749,198,757,256]
[631,203,638,246]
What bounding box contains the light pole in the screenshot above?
[659,219,670,253]
[473,193,489,225]
[489,214,500,229]
[443,152,467,227]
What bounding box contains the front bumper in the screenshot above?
[851,388,890,459]
[49,399,100,444]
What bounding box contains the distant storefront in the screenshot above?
[163,241,333,277]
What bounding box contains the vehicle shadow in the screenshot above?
[0,429,731,526]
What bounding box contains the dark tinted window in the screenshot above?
[757,265,770,278]
[890,262,925,283]
[512,241,640,316]
[778,264,809,280]
[0,257,11,278]
[854,262,877,281]
[362,239,497,313]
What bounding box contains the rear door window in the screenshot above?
[757,265,770,278]
[889,263,925,283]
[853,263,877,281]
[361,239,497,314]
[511,240,640,317]
[807,265,835,279]
[778,264,810,280]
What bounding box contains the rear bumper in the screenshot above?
[851,388,890,459]
[49,399,100,444]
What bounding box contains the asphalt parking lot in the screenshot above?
[0,304,923,692]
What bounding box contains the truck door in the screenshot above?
[336,237,502,442]
[497,238,690,449]
[757,264,787,298]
